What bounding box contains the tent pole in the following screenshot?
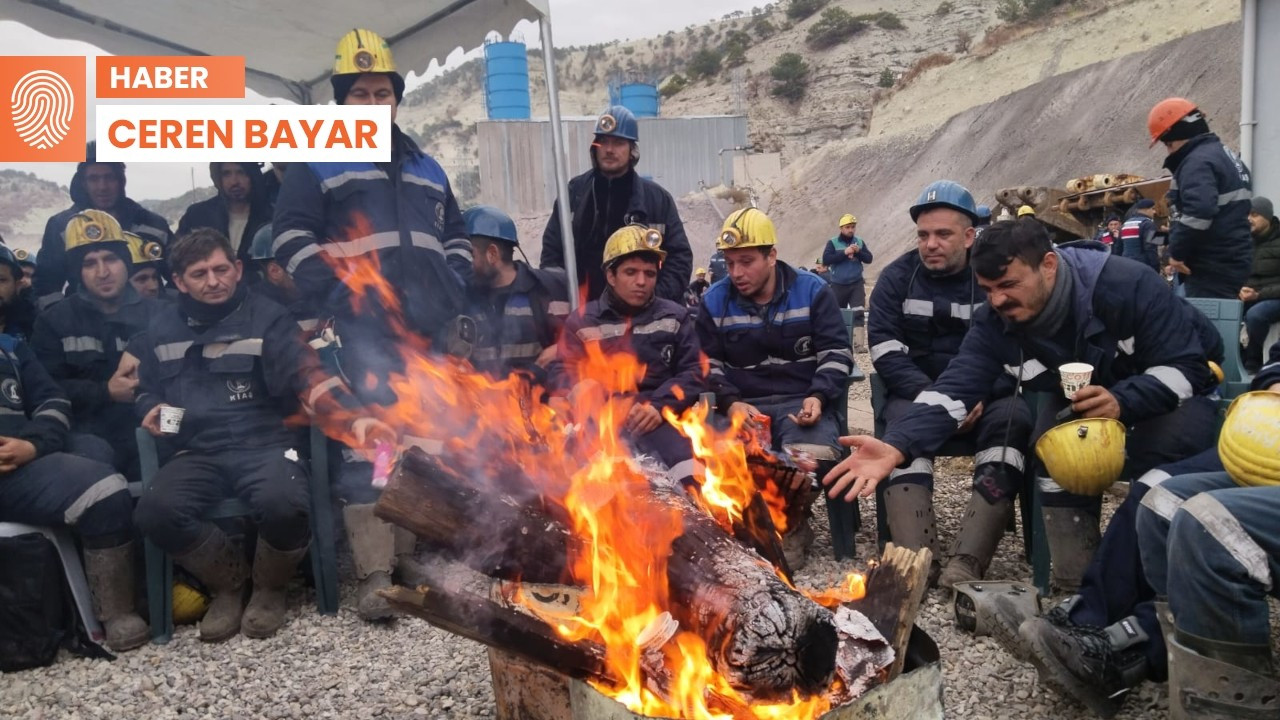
[538,12,580,310]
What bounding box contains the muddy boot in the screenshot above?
[82,542,149,651]
[780,518,815,572]
[1042,506,1100,593]
[344,503,396,621]
[174,528,248,642]
[882,483,940,583]
[241,540,308,639]
[1167,627,1278,720]
[939,494,1013,590]
[990,593,1080,665]
[1020,615,1148,718]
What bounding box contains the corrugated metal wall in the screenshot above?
[477,115,748,215]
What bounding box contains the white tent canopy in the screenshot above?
[1,0,547,103]
[2,0,582,301]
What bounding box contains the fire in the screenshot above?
[803,572,869,610]
[311,250,876,719]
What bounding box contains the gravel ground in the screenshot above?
[1,350,1170,719]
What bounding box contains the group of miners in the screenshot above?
[1,23,1278,718]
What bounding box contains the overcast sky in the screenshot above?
[0,0,759,200]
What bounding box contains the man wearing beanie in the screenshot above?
[34,142,173,309]
[273,28,472,623]
[31,210,164,477]
[179,162,274,261]
[1240,195,1280,373]
[1147,98,1253,298]
[1120,198,1161,271]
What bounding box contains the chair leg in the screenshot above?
[1031,481,1051,596]
[309,428,339,615]
[44,528,106,645]
[144,536,174,644]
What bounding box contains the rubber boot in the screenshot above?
[939,494,1012,590]
[344,503,396,621]
[1168,627,1279,719]
[82,542,149,651]
[1020,614,1148,718]
[1041,506,1100,593]
[241,539,308,639]
[173,528,248,642]
[881,483,940,584]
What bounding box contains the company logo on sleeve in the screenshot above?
[0,56,86,162]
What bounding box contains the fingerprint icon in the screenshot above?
[10,69,75,150]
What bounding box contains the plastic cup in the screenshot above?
[159,405,185,434]
[1058,362,1094,399]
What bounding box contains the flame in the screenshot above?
[803,572,869,610]
[310,249,877,719]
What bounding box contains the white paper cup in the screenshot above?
[1059,362,1094,399]
[159,406,185,434]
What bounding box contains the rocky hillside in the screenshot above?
[396,0,1003,194]
[0,170,71,253]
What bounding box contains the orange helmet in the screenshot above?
[1148,97,1199,147]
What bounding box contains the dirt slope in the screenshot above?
[773,19,1244,275]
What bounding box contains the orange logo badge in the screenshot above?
[0,56,86,162]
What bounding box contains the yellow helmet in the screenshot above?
[717,207,777,250]
[695,267,707,275]
[602,225,666,268]
[1034,418,1126,495]
[124,231,164,266]
[64,209,127,253]
[1218,391,1280,487]
[334,29,396,76]
[172,581,210,624]
[1017,205,1036,217]
[838,213,857,226]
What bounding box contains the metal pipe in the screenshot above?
[539,13,580,310]
[1241,0,1258,169]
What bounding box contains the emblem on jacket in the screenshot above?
[794,336,814,357]
[435,201,445,225]
[227,378,254,402]
[0,378,20,405]
[661,344,674,364]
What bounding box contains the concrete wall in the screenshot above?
[477,115,748,215]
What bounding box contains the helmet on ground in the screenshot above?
[695,267,707,276]
[909,180,979,223]
[717,207,777,250]
[602,225,666,269]
[0,246,24,279]
[249,224,275,262]
[1017,205,1036,217]
[463,205,519,245]
[976,204,992,221]
[1034,418,1126,495]
[1218,391,1280,487]
[64,209,129,256]
[125,231,164,267]
[333,29,396,75]
[594,105,639,142]
[1147,97,1200,147]
[838,213,857,227]
[173,581,209,624]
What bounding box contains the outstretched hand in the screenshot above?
[821,435,906,502]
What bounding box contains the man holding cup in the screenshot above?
[823,218,1223,593]
[132,229,389,642]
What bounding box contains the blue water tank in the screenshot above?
[484,41,531,120]
[619,82,659,118]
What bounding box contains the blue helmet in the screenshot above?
[910,180,979,223]
[594,105,639,142]
[463,205,519,246]
[0,245,24,278]
[249,224,275,261]
[976,204,991,221]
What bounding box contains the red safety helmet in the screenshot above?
[1147,97,1199,148]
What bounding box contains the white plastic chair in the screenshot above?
[0,522,105,645]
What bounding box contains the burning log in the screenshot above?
[376,446,839,698]
[844,543,933,680]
